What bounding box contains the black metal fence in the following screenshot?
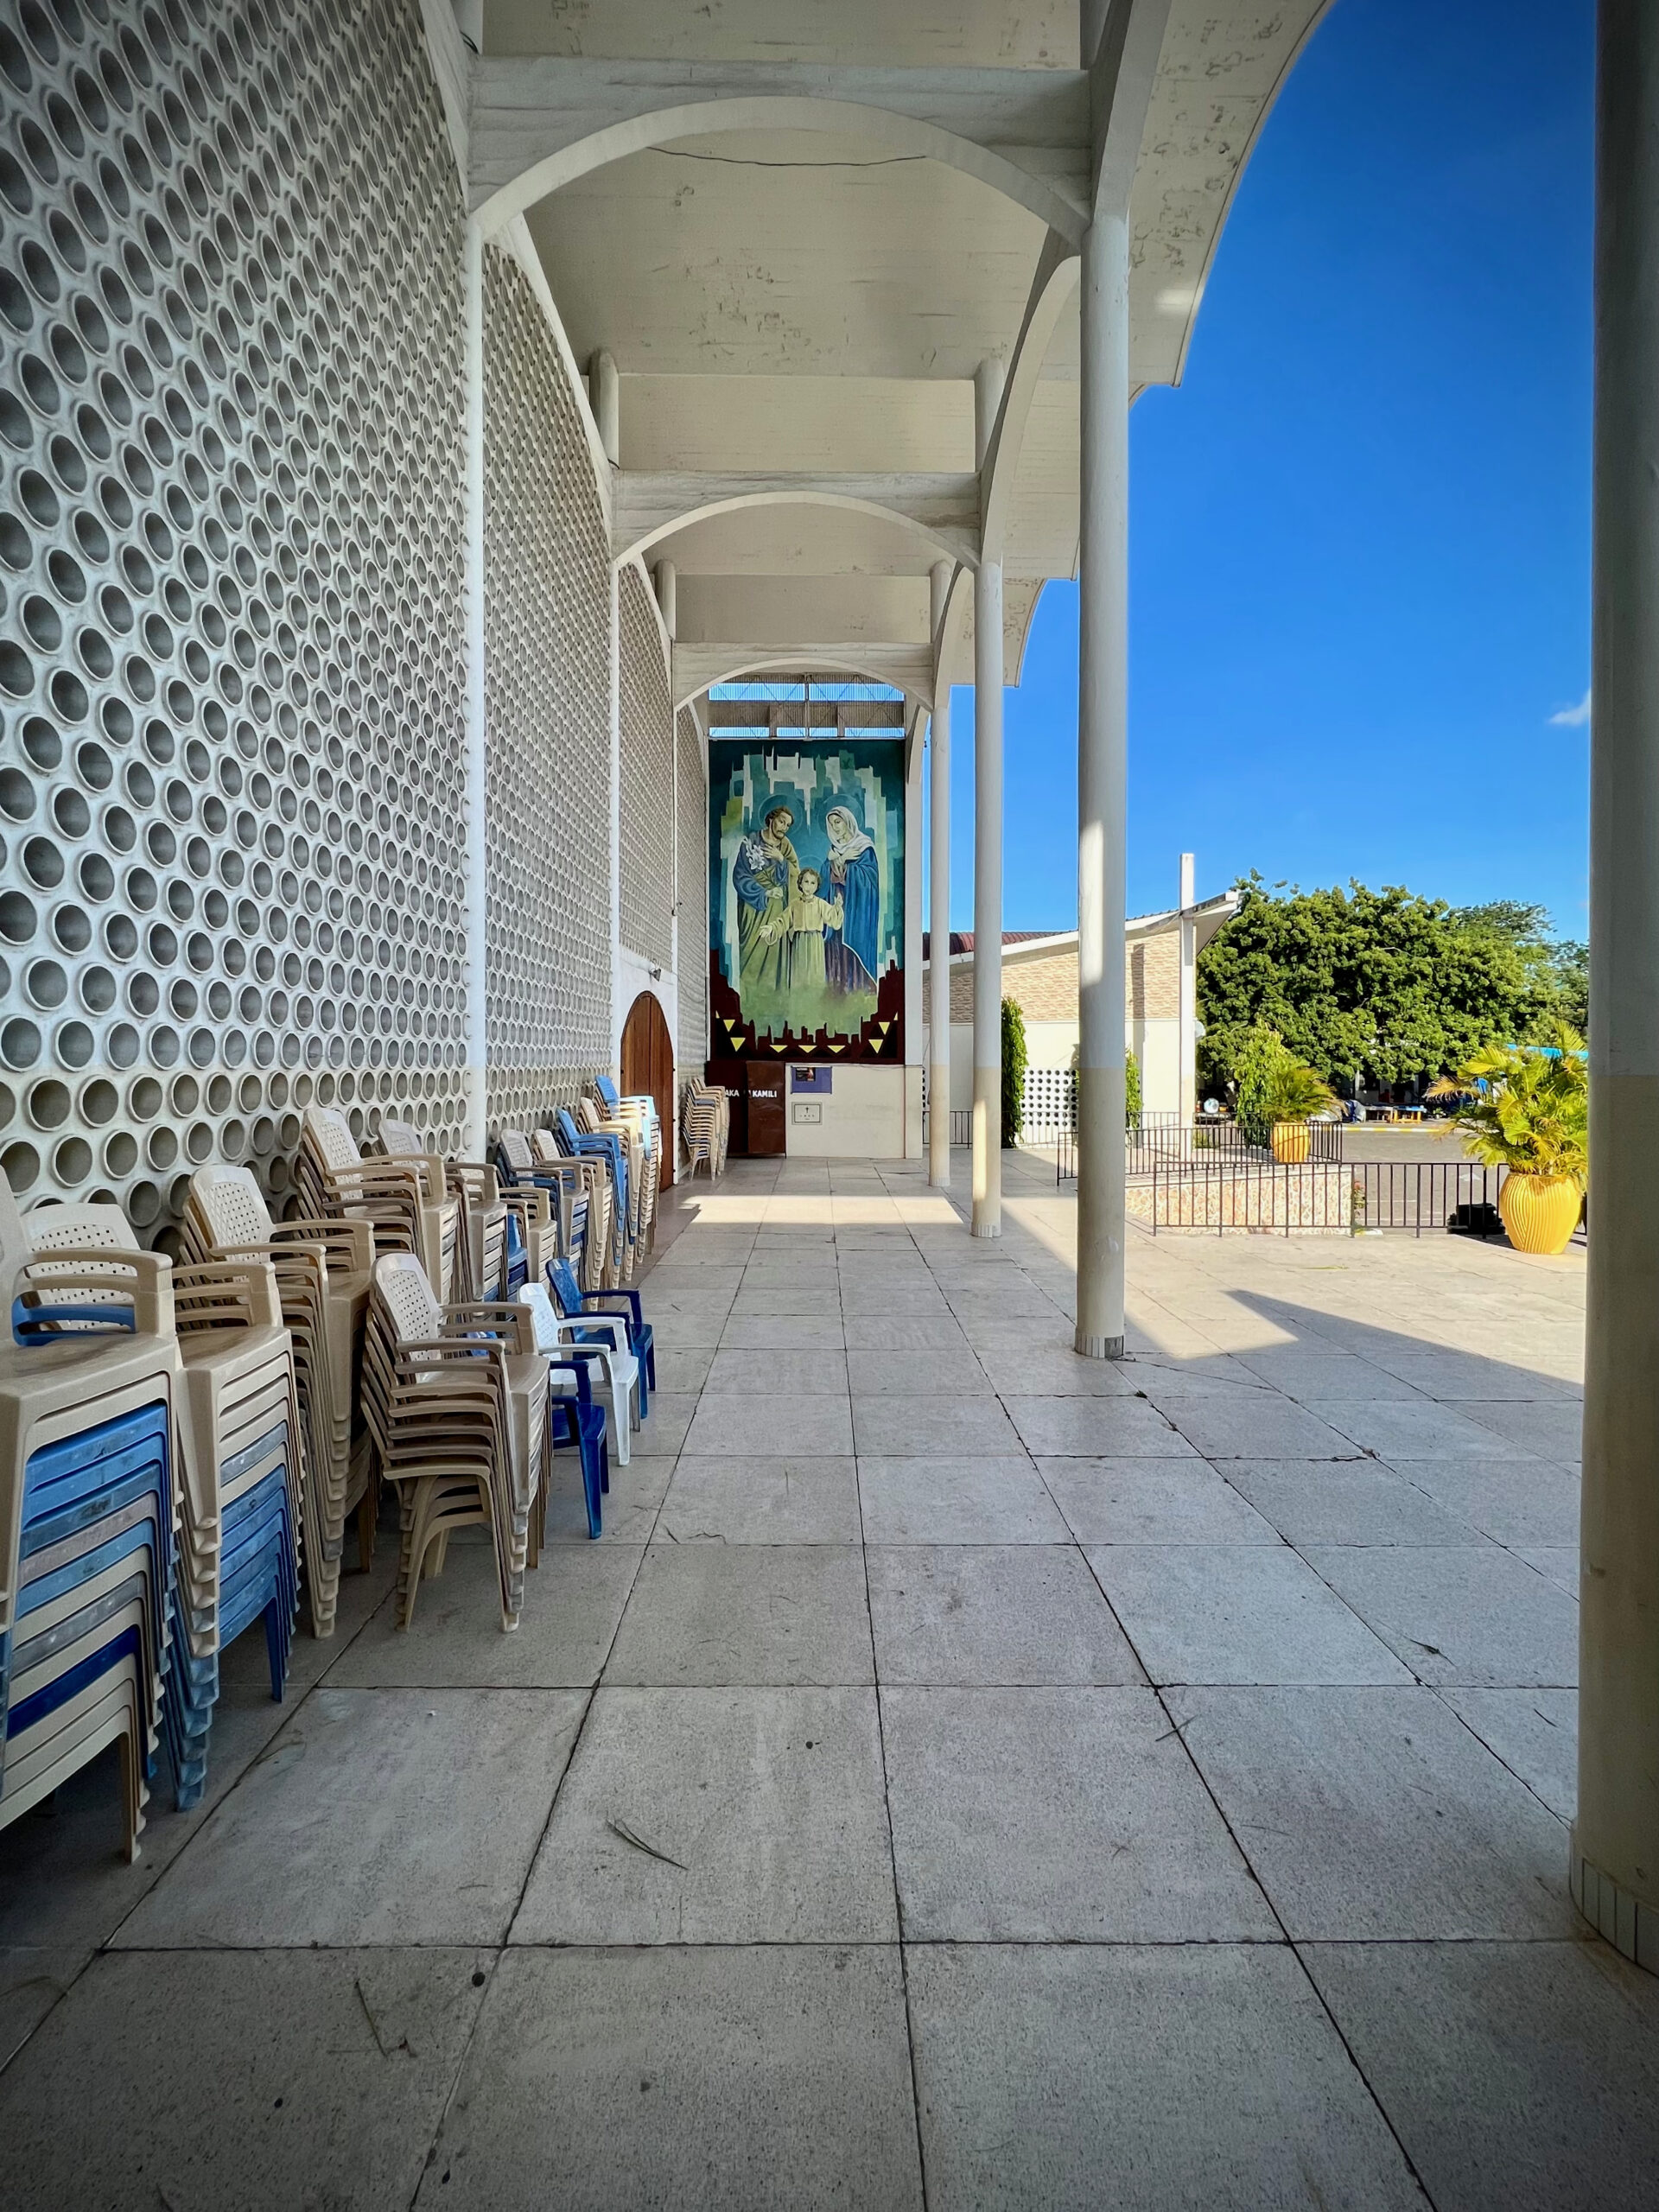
[950,1109,972,1147]
[1055,1118,1344,1185]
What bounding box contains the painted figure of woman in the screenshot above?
[734,804,798,1001]
[823,804,880,996]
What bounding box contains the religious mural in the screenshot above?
[709,741,905,1060]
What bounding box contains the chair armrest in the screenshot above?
[12,1249,176,1341]
[171,1258,284,1332]
[582,1288,645,1326]
[272,1217,376,1271]
[441,1302,538,1355]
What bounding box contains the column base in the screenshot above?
[1571,1838,1659,1972]
[970,1220,1001,1240]
[1074,1329,1125,1360]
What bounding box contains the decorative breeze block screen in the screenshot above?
[675,705,706,1065]
[617,560,672,971]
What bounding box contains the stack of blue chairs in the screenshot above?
[553,1109,631,1276]
[544,1255,656,1420]
[0,1212,181,1862]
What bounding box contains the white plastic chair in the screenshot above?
[516,1280,638,1466]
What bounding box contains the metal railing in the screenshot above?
[1055,1119,1344,1185]
[950,1109,972,1147]
[1351,1160,1510,1237]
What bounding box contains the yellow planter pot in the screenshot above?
[1497,1173,1583,1255]
[1270,1122,1313,1164]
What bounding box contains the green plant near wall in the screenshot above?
[1125,1049,1142,1128]
[1001,996,1027,1147]
[1427,1021,1589,1183]
[1232,1021,1333,1145]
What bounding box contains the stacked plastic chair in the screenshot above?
[551,1109,635,1283]
[378,1117,508,1305]
[183,1166,374,1638]
[517,1278,639,1466]
[22,1206,302,1811]
[361,1254,550,1631]
[498,1128,593,1285]
[578,1088,657,1255]
[682,1078,731,1178]
[543,1255,656,1421]
[297,1105,457,1300]
[1,1184,181,1859]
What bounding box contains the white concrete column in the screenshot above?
[653,558,677,639]
[591,349,620,467]
[1075,211,1130,1357]
[607,564,624,1071]
[461,220,488,1160]
[1573,0,1659,1974]
[928,561,953,1186]
[1178,850,1197,1125]
[970,363,1007,1237]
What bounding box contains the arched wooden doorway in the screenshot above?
[620,989,675,1190]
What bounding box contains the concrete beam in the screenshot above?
[468,59,1091,241]
[613,472,982,569]
[673,641,932,710]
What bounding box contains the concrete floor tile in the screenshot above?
[728,1288,844,1318]
[707,1346,849,1395]
[1171,1687,1576,1940]
[1456,1399,1586,1460]
[658,1454,862,1544]
[642,1309,727,1347]
[858,1457,1072,1542]
[418,1945,923,2212]
[842,1311,969,1349]
[1440,1686,1578,1820]
[652,1344,715,1392]
[1039,1458,1281,1544]
[605,1543,874,1685]
[629,1391,699,1456]
[1518,1545,1579,1597]
[1221,1459,1480,1546]
[0,1946,86,2075]
[907,1943,1424,2212]
[851,1393,1018,1455]
[976,1348,1145,1396]
[840,1281,952,1314]
[1166,1395,1364,1460]
[881,1686,1277,1941]
[1378,1351,1583,1400]
[845,1346,989,1395]
[866,1546,1145,1686]
[1089,1545,1412,1685]
[1306,1544,1580,1686]
[323,1541,642,1688]
[1302,1398,1518,1459]
[0,1947,493,2212]
[511,1688,895,1944]
[543,1449,671,1545]
[1301,1940,1659,2212]
[684,1392,854,1456]
[1003,1394,1201,1458]
[721,1312,847,1349]
[1235,1348,1429,1401]
[1381,1455,1580,1547]
[116,1688,586,1947]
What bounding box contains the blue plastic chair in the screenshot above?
[544,1256,654,1415]
[550,1351,609,1539]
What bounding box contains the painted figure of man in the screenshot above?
[823,804,880,995]
[734,804,798,1000]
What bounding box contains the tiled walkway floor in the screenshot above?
[5,1152,1659,2209]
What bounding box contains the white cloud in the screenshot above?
[1550,690,1591,728]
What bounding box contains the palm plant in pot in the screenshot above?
[1233,1024,1336,1160]
[1428,1022,1587,1254]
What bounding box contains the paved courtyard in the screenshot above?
[4,1150,1657,2209]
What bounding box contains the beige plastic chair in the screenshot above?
[682,1079,730,1178]
[362,1254,550,1631]
[297,1105,456,1300]
[576,1096,654,1261]
[379,1117,506,1303]
[526,1130,613,1290]
[0,1187,181,1861]
[183,1166,374,1637]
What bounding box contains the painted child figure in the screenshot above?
[784,869,845,990]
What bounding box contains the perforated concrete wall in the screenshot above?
[480,243,611,1134]
[675,705,707,1068]
[0,0,474,1239]
[617,560,671,971]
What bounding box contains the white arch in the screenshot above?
[619,484,977,573]
[472,93,1088,245]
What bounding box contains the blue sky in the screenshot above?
[929,0,1594,938]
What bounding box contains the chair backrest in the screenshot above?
[515,1281,561,1353]
[372,1250,443,1345]
[380,1117,424,1158]
[545,1256,582,1316]
[22,1202,141,1255]
[304,1104,361,1171]
[531,1130,561,1165]
[594,1074,620,1111]
[498,1128,535,1173]
[554,1111,581,1153]
[188,1166,275,1250]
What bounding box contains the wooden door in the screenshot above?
[744,1061,787,1155]
[620,990,676,1189]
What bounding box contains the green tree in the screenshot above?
[1125,1048,1142,1128]
[1197,878,1576,1098]
[1001,995,1027,1147]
